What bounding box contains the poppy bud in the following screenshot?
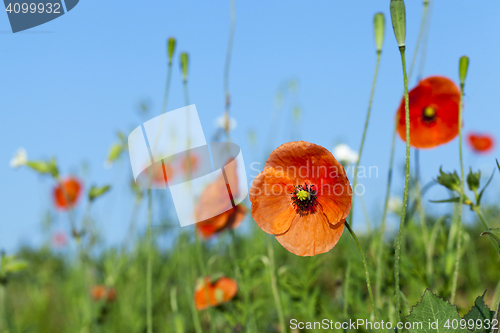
[459,56,469,87]
[436,168,461,193]
[390,0,406,47]
[168,37,176,65]
[180,52,189,82]
[466,168,480,193]
[88,185,111,202]
[373,13,385,53]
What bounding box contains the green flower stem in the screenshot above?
[223,0,236,139]
[473,206,491,231]
[266,235,286,333]
[0,283,5,332]
[375,121,397,309]
[348,50,382,228]
[230,231,257,332]
[408,0,429,81]
[343,49,382,320]
[450,81,466,304]
[186,282,203,333]
[378,0,430,310]
[394,45,410,323]
[161,60,173,115]
[146,189,153,333]
[345,221,380,323]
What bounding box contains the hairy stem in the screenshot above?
[394,46,410,323]
[146,189,153,333]
[345,222,380,323]
[266,236,286,333]
[450,82,465,304]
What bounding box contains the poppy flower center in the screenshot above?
[291,183,318,213]
[423,106,437,122]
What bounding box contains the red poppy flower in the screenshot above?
[54,177,82,210]
[250,141,352,256]
[195,159,246,238]
[181,154,199,174]
[147,162,173,184]
[467,133,494,154]
[52,232,68,248]
[194,277,238,310]
[91,285,117,303]
[396,76,461,149]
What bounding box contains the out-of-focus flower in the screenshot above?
[52,232,68,248]
[467,133,494,154]
[53,177,82,210]
[388,196,403,214]
[194,276,238,310]
[333,144,358,165]
[250,141,352,256]
[195,160,246,238]
[396,76,460,149]
[214,114,237,131]
[91,285,117,303]
[145,162,173,185]
[10,148,28,168]
[181,154,199,175]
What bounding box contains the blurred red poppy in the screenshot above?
[147,162,173,185]
[195,159,246,238]
[52,232,68,248]
[396,76,461,149]
[181,154,199,174]
[467,133,494,153]
[194,277,238,310]
[250,141,351,256]
[91,285,117,303]
[54,177,82,210]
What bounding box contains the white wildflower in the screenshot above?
[333,144,358,165]
[10,148,28,168]
[214,114,237,131]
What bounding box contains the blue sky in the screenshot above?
[2,0,500,252]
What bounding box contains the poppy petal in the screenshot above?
[250,168,296,235]
[264,141,346,185]
[275,209,345,256]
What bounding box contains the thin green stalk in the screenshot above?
[266,236,286,333]
[194,233,214,332]
[408,0,429,82]
[394,46,411,323]
[186,283,203,333]
[162,62,173,114]
[375,122,396,308]
[450,81,465,304]
[343,260,351,320]
[223,0,236,139]
[343,49,381,321]
[473,207,491,231]
[348,51,382,228]
[146,189,153,333]
[230,231,257,332]
[0,284,5,332]
[345,222,380,323]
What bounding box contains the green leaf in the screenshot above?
[429,197,460,204]
[477,169,495,206]
[406,289,467,333]
[496,159,500,172]
[480,230,500,251]
[464,291,494,332]
[88,185,111,202]
[107,144,123,163]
